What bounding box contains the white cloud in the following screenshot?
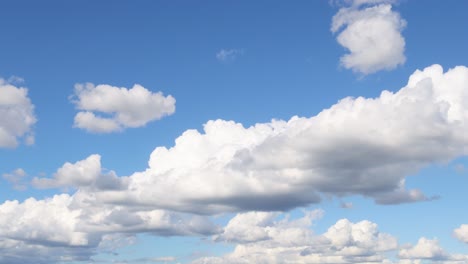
[2,168,28,191]
[90,64,468,213]
[194,211,399,264]
[32,154,127,190]
[216,49,244,62]
[398,237,468,263]
[0,79,36,148]
[32,154,127,191]
[71,83,175,133]
[0,191,218,264]
[331,0,406,74]
[454,225,468,243]
[194,211,468,264]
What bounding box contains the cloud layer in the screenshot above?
[4,64,468,262]
[71,83,175,133]
[331,0,406,74]
[0,79,36,148]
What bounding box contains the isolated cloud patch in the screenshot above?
[71,83,175,133]
[216,49,244,62]
[0,79,36,148]
[454,224,468,244]
[331,0,406,75]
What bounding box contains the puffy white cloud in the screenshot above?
[32,154,127,190]
[194,211,398,264]
[93,65,468,213]
[71,83,175,133]
[0,79,36,148]
[454,225,468,243]
[0,191,218,264]
[398,237,468,263]
[331,0,406,74]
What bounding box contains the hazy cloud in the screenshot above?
[216,49,244,62]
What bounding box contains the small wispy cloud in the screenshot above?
[216,48,244,62]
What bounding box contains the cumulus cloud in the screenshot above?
[398,237,468,263]
[331,0,406,74]
[88,64,468,213]
[0,192,218,264]
[71,83,175,133]
[194,211,399,264]
[216,49,244,62]
[454,225,468,244]
[32,154,127,191]
[0,79,36,148]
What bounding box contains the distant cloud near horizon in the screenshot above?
[331,0,406,75]
[71,83,175,133]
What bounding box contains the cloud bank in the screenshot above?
[194,210,468,264]
[0,79,36,148]
[331,0,406,74]
[71,83,175,133]
[90,64,468,213]
[4,64,468,262]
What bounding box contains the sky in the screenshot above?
[1,0,468,263]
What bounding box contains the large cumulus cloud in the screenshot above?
[86,64,468,213]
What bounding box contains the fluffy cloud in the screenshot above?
[32,154,127,190]
[399,238,468,263]
[0,192,218,264]
[454,225,468,244]
[0,79,36,148]
[71,83,175,133]
[331,0,406,74]
[91,64,468,213]
[194,211,398,264]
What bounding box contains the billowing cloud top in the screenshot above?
[71,83,175,133]
[94,64,468,213]
[0,79,36,148]
[332,0,406,74]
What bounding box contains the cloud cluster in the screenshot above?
[0,192,218,264]
[0,79,36,148]
[5,64,468,263]
[331,0,406,74]
[194,211,468,264]
[71,83,175,133]
[89,64,468,213]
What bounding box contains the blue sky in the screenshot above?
[1,0,468,263]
